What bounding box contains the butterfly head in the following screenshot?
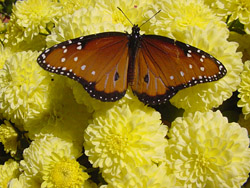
[131,25,141,36]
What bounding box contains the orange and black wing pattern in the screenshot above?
[131,35,227,105]
[37,32,129,102]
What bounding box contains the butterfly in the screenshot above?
[37,11,227,105]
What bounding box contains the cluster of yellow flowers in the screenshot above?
[0,0,250,187]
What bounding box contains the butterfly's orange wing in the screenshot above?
[37,33,129,101]
[131,35,227,105]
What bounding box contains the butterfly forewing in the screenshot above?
[37,33,129,101]
[131,35,227,105]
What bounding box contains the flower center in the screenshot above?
[106,134,128,153]
[195,154,209,169]
[50,159,81,188]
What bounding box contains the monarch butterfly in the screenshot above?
[37,9,227,105]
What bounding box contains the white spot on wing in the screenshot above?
[81,65,86,70]
[180,71,184,77]
[61,57,66,62]
[77,45,82,50]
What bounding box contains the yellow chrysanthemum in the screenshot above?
[148,0,224,37]
[4,0,62,52]
[0,159,20,188]
[167,110,250,188]
[84,104,168,178]
[0,51,52,126]
[0,120,18,156]
[227,0,250,32]
[59,0,95,15]
[20,134,82,185]
[228,32,250,62]
[205,0,250,34]
[4,15,46,52]
[238,60,250,119]
[147,0,242,112]
[41,154,89,188]
[23,75,91,147]
[97,0,152,27]
[13,0,62,38]
[102,163,180,188]
[203,0,233,18]
[8,173,41,188]
[0,44,12,69]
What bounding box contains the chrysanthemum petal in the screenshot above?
[238,60,250,119]
[167,110,250,187]
[102,163,180,188]
[0,51,52,126]
[41,154,90,188]
[205,0,250,34]
[0,120,18,156]
[23,75,92,147]
[20,134,82,185]
[0,159,20,188]
[84,104,168,178]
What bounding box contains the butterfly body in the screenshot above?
[127,25,141,84]
[37,25,227,105]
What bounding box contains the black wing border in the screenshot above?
[133,34,227,105]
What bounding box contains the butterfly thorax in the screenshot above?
[127,25,142,85]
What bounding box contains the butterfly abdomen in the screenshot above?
[127,25,142,85]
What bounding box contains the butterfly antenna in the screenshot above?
[117,7,134,26]
[139,10,161,28]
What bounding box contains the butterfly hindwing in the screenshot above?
[37,32,129,102]
[131,35,227,105]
